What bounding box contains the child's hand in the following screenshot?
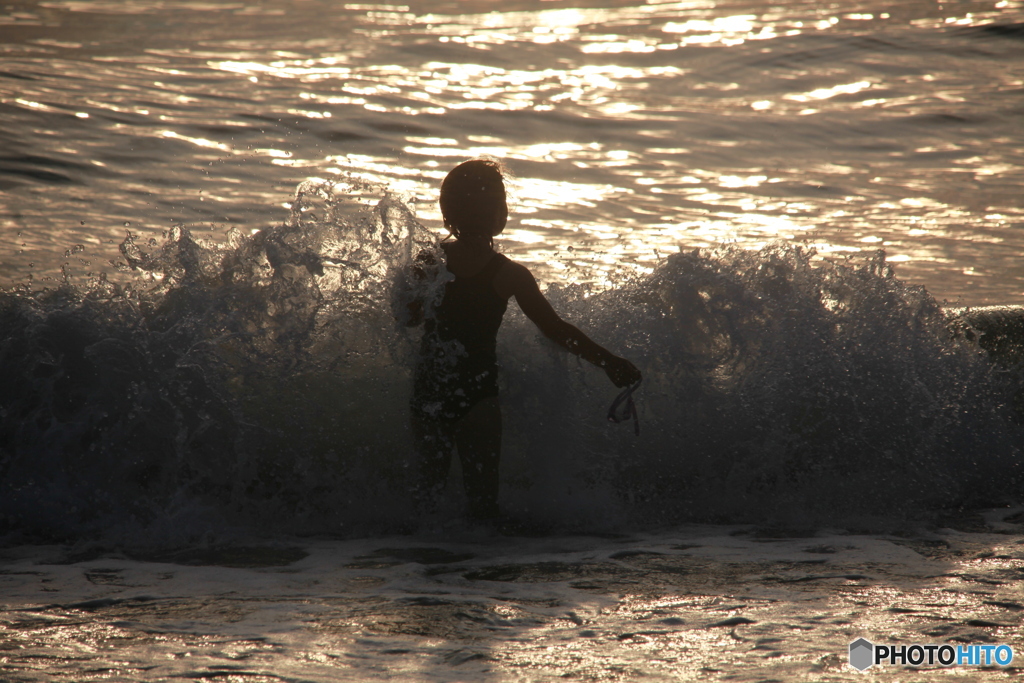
[603,356,641,388]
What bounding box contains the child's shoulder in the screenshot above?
[493,254,536,299]
[496,253,527,274]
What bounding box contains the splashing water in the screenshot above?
[510,245,1023,528]
[1,182,1020,545]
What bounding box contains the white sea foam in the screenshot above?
[1,182,1021,544]
[3,519,1024,681]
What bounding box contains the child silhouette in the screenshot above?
[410,159,641,520]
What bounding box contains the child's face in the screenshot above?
[493,196,508,235]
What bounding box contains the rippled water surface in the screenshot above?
[4,4,1024,680]
[4,519,1024,682]
[2,0,1023,302]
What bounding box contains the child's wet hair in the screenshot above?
[439,158,507,239]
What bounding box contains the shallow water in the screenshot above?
[1,0,1023,302]
[3,514,1024,682]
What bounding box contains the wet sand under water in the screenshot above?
[4,512,1024,682]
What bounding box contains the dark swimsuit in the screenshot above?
[412,252,510,424]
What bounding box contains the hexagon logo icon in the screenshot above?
[849,638,875,671]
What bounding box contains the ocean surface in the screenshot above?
[2,0,1024,302]
[2,0,1024,680]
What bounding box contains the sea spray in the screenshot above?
[498,244,1023,527]
[0,180,440,542]
[1,182,1021,544]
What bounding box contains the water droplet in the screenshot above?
[124,221,131,227]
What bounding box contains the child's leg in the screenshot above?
[454,396,502,519]
[411,415,455,509]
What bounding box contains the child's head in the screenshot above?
[440,159,508,241]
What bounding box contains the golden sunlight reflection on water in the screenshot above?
[0,0,1022,301]
[3,529,1022,682]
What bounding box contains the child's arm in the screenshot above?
[498,261,641,388]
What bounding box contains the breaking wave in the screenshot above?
[1,181,1021,545]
